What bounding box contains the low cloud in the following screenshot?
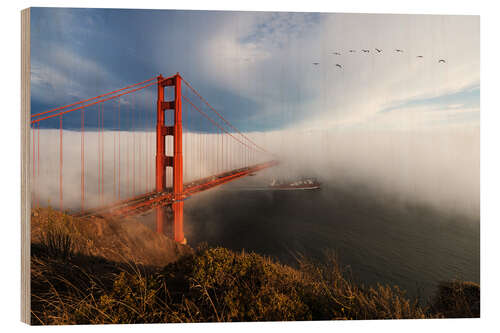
[32,124,479,221]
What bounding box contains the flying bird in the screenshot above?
[349,50,356,53]
[395,49,404,52]
[417,55,423,58]
[312,62,320,65]
[335,64,343,69]
[375,48,382,53]
[438,59,446,63]
[362,49,370,53]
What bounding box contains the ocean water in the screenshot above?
[176,171,480,302]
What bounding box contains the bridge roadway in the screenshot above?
[76,160,279,219]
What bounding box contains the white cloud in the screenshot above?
[196,13,479,131]
[31,43,114,106]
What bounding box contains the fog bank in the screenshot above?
[31,125,479,219]
[254,125,479,219]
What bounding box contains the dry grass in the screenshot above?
[39,223,74,260]
[30,209,479,324]
[31,207,192,266]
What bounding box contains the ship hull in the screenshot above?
[268,185,320,191]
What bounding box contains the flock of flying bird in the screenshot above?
[312,48,447,69]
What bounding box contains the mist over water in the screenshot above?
[257,125,480,220]
[183,169,479,301]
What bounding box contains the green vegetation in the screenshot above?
[30,209,479,324]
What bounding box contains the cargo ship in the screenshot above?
[269,177,321,190]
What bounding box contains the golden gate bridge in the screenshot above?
[30,73,279,244]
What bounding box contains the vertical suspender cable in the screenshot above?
[100,104,103,202]
[217,127,219,174]
[100,103,103,203]
[118,98,121,200]
[32,125,35,206]
[127,99,130,198]
[151,98,154,190]
[185,102,187,182]
[132,94,136,195]
[97,104,101,204]
[37,123,40,208]
[59,115,63,211]
[81,108,85,212]
[198,130,200,180]
[140,96,143,193]
[113,100,116,200]
[101,101,105,204]
[139,96,142,193]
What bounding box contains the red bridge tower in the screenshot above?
[156,73,186,244]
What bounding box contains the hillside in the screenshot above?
[31,207,192,267]
[30,208,479,324]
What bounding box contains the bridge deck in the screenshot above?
[76,160,278,218]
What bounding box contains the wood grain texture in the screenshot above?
[21,7,31,325]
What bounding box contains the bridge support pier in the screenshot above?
[155,206,164,234]
[156,73,186,244]
[172,200,185,244]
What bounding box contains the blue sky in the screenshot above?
[30,8,479,132]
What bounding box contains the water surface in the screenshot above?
[176,172,479,301]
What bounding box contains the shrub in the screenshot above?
[30,242,479,324]
[40,222,74,260]
[430,280,480,318]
